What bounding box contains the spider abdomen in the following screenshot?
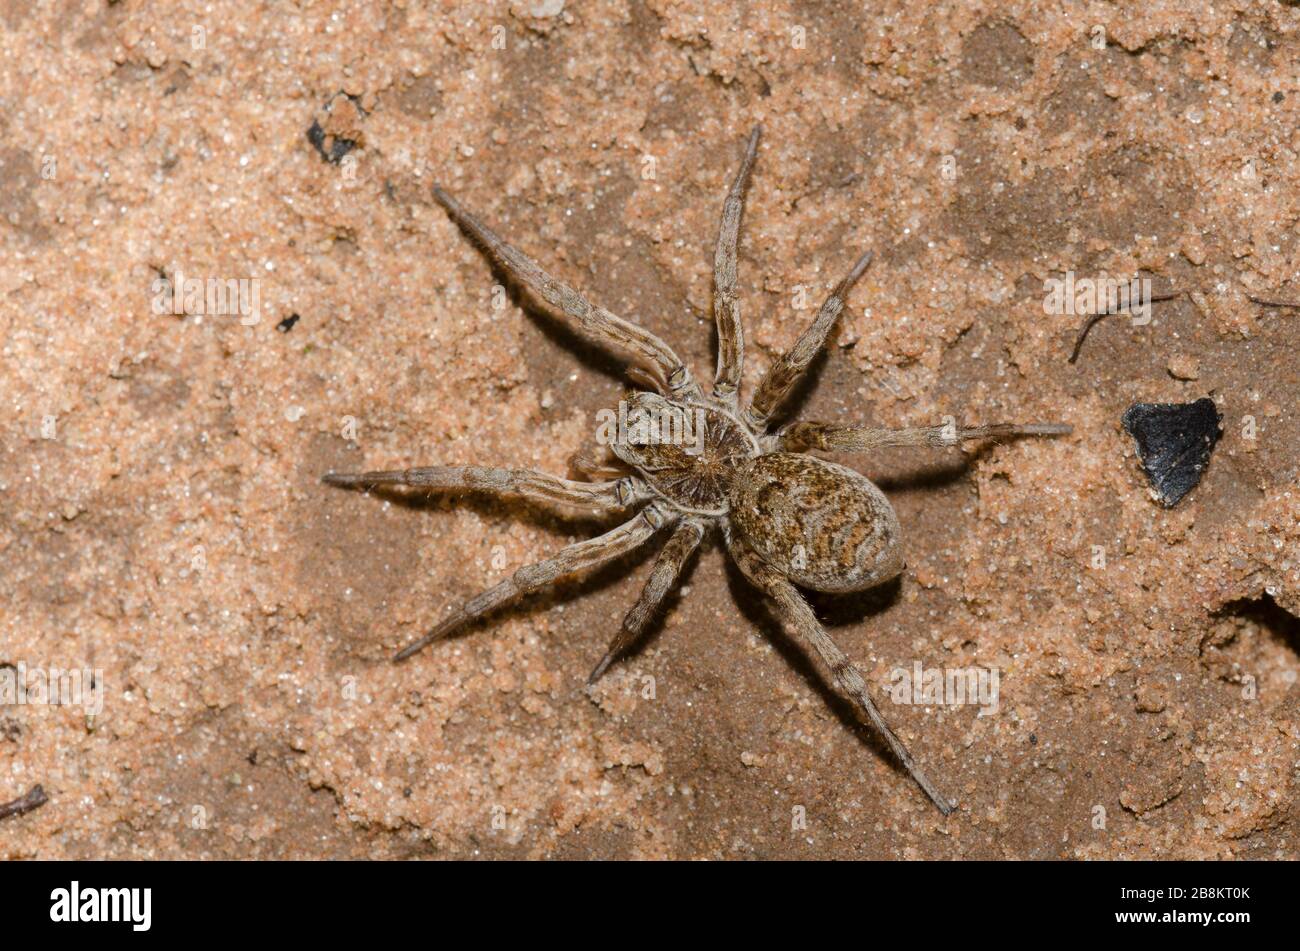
[729,452,904,593]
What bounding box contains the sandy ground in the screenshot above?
[1,0,1297,859]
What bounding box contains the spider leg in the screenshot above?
[777,420,1072,453]
[393,504,672,661]
[432,186,698,399]
[322,465,645,515]
[587,518,706,685]
[711,126,761,405]
[744,249,873,429]
[728,537,955,815]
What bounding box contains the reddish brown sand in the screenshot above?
[1,0,1297,859]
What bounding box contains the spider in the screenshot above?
[324,127,1071,815]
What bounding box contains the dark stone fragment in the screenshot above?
[277,313,300,333]
[306,120,357,165]
[1121,397,1222,507]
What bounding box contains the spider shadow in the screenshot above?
[522,293,633,392]
[331,484,660,663]
[867,439,1006,494]
[355,483,623,532]
[417,533,661,662]
[760,341,832,431]
[590,532,707,674]
[721,555,912,776]
[450,226,655,397]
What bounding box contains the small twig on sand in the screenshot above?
[1070,287,1300,363]
[0,784,48,822]
[1245,295,1300,309]
[1068,291,1184,364]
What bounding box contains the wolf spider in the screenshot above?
[324,127,1070,814]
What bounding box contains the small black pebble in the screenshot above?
[277,313,300,333]
[306,120,358,165]
[1121,397,1222,507]
[1273,91,1285,103]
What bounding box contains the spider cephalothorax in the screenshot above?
[606,391,759,514]
[324,127,1070,814]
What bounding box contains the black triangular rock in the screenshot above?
[1121,397,1222,507]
